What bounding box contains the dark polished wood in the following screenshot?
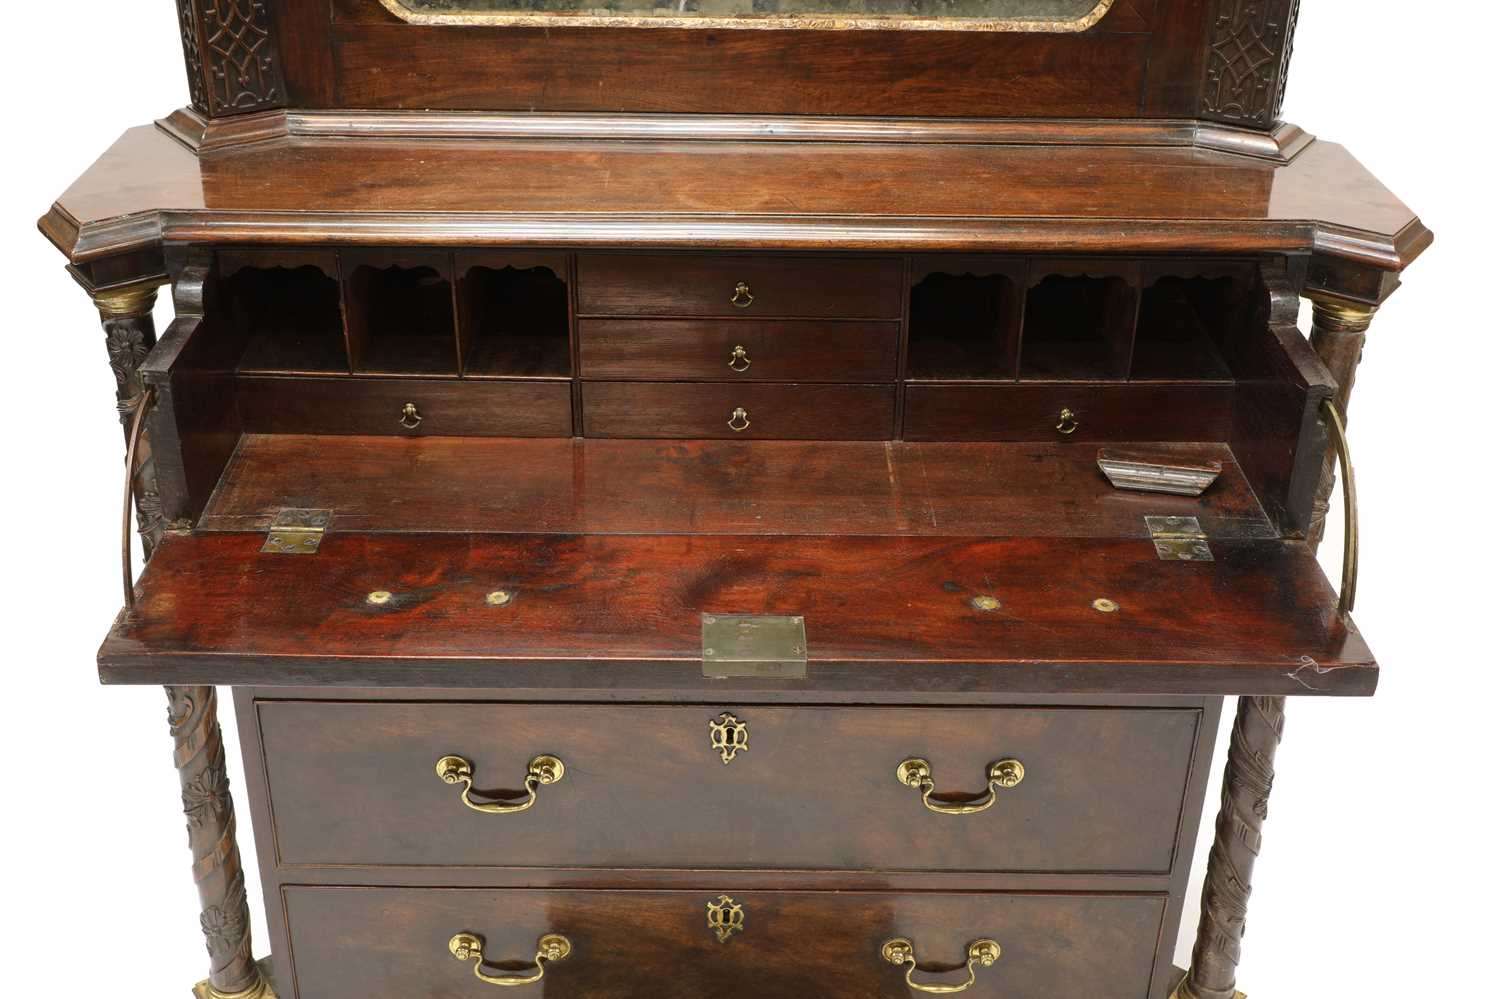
[904,383,1234,442]
[256,701,1200,872]
[582,382,896,440]
[40,126,1430,271]
[236,376,573,437]
[283,886,1165,999]
[103,531,1373,695]
[197,437,1277,540]
[578,319,900,382]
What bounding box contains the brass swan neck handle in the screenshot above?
[881,937,1002,994]
[896,757,1025,815]
[449,932,571,988]
[436,754,565,815]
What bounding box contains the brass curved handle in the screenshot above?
[1055,407,1079,435]
[881,938,1002,994]
[896,757,1025,815]
[1320,398,1359,615]
[729,345,752,372]
[730,282,755,308]
[449,932,571,988]
[399,402,423,430]
[727,407,751,432]
[436,754,565,815]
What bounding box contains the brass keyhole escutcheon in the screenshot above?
[728,407,751,432]
[706,895,745,943]
[730,282,755,308]
[1055,407,1078,435]
[709,712,750,764]
[399,402,423,430]
[729,345,752,372]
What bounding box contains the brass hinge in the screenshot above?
[701,614,808,680]
[1146,515,1213,562]
[262,509,331,555]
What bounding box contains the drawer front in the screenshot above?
[578,319,900,382]
[577,254,904,319]
[582,382,895,439]
[903,383,1236,442]
[258,703,1200,872]
[235,376,573,437]
[285,886,1164,999]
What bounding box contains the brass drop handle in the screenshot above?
[881,938,1002,994]
[1055,407,1079,435]
[436,754,565,815]
[449,932,571,988]
[1320,397,1359,616]
[730,281,755,309]
[896,757,1025,816]
[399,402,423,430]
[729,345,752,372]
[727,407,751,432]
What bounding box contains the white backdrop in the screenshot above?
[1,3,1492,996]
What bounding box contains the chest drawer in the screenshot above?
[578,319,900,382]
[577,254,904,319]
[285,886,1163,999]
[582,382,895,439]
[902,383,1236,442]
[256,702,1201,873]
[236,376,573,437]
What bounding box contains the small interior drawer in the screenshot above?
[284,886,1165,999]
[577,254,904,319]
[903,383,1235,442]
[256,702,1201,872]
[582,382,895,439]
[236,376,572,437]
[578,319,899,382]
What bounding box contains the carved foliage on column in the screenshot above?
[95,286,166,556]
[178,0,285,117]
[167,685,262,995]
[1307,300,1375,546]
[1201,0,1300,128]
[1183,695,1286,999]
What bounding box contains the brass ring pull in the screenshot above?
[730,282,755,309]
[399,402,423,430]
[729,345,752,372]
[449,932,571,988]
[1055,407,1079,435]
[727,407,751,432]
[1320,398,1359,615]
[436,754,565,815]
[896,757,1025,815]
[881,938,1002,994]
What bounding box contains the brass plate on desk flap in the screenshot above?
[702,614,808,679]
[261,509,331,555]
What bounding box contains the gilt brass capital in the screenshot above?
[92,282,161,321]
[1308,296,1377,335]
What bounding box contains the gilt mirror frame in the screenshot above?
[377,0,1117,33]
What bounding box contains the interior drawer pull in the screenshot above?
[435,754,565,815]
[1055,406,1079,435]
[399,402,423,429]
[730,281,755,308]
[896,757,1025,815]
[727,406,751,432]
[728,344,751,372]
[881,937,1002,994]
[449,932,571,988]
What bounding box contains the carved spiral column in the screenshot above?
[1175,297,1378,999]
[91,280,274,998]
[169,687,271,999]
[1307,299,1377,546]
[92,283,165,557]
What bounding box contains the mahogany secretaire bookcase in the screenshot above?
[38,2,1429,998]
